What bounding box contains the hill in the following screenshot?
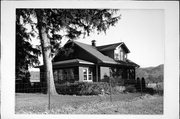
[136,64,164,83]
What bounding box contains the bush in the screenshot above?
[113,86,126,93]
[141,77,146,89]
[55,82,110,95]
[101,76,125,86]
[124,85,137,93]
[144,87,155,95]
[135,77,141,91]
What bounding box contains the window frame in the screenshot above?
[82,67,93,82]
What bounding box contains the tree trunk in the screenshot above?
[35,10,58,95]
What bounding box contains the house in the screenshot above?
[39,40,139,85]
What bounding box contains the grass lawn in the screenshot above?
[15,93,163,114]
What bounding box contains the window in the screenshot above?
[114,48,120,60]
[114,47,128,61]
[83,67,93,82]
[53,68,75,83]
[83,68,88,80]
[120,50,124,61]
[88,68,93,80]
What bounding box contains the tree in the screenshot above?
[17,9,120,95]
[16,9,40,92]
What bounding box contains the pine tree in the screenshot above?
[16,9,40,92]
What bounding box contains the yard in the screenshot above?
[15,93,163,114]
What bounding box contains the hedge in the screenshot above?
[55,82,111,95]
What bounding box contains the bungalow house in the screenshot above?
[39,40,139,85]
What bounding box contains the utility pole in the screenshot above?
[48,71,51,111]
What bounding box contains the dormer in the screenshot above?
[97,42,130,61]
[114,43,130,61]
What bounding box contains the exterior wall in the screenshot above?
[100,66,111,80]
[79,67,84,82]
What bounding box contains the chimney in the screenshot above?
[91,40,96,47]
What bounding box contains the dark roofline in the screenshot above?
[36,59,139,69]
[96,42,122,50]
[35,58,95,68]
[96,42,130,53]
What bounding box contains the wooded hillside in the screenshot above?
[136,64,164,83]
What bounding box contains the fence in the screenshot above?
[16,73,163,94]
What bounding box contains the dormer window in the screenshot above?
[120,50,124,61]
[114,47,120,60]
[114,47,127,61]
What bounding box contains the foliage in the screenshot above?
[16,9,40,83]
[141,77,146,89]
[143,87,155,95]
[124,85,137,93]
[34,9,121,57]
[134,78,163,95]
[101,76,125,86]
[55,82,110,95]
[16,9,120,59]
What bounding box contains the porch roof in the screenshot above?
[36,59,95,68]
[116,59,140,67]
[53,59,95,66]
[36,58,139,68]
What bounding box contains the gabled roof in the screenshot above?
[66,40,117,64]
[50,40,138,67]
[96,42,130,53]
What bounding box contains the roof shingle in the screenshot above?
[71,40,117,64]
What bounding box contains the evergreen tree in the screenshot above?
[16,9,40,92]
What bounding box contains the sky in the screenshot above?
[31,9,165,70]
[68,9,164,68]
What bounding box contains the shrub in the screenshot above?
[124,85,137,93]
[55,82,110,95]
[135,77,141,91]
[101,76,125,86]
[113,86,126,93]
[144,87,155,95]
[153,83,164,96]
[141,77,146,89]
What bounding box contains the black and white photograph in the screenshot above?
[1,1,179,119]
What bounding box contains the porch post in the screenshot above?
[127,68,129,80]
[96,65,98,82]
[134,67,136,79]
